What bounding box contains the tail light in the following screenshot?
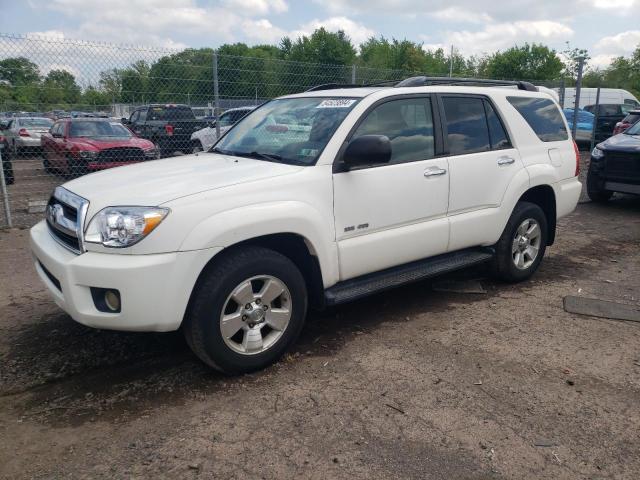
[573,140,580,177]
[164,124,174,136]
[18,128,30,137]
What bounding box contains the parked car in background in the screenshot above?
[0,133,14,185]
[612,109,640,135]
[0,117,53,155]
[588,120,640,201]
[584,103,635,143]
[563,108,594,142]
[41,118,159,177]
[191,106,257,152]
[123,104,208,157]
[559,88,639,110]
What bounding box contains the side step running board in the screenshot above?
[324,248,494,306]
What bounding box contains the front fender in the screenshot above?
[179,201,339,287]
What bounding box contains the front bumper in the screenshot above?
[30,220,222,332]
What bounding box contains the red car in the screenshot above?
[612,109,640,135]
[41,118,159,177]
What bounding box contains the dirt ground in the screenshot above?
[1,165,639,479]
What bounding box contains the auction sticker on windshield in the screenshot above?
[316,99,357,108]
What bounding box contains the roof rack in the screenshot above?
[305,76,538,93]
[395,76,538,92]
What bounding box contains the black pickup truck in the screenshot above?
[583,103,635,143]
[123,104,207,157]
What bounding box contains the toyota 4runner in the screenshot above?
[30,77,582,374]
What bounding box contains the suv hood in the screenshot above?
[600,133,640,152]
[64,152,303,211]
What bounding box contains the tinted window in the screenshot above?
[600,104,621,116]
[130,111,139,123]
[484,100,511,149]
[352,97,435,164]
[138,109,147,122]
[508,96,568,142]
[148,106,195,121]
[218,111,236,127]
[70,121,132,138]
[443,96,490,155]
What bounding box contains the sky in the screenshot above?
[1,0,639,70]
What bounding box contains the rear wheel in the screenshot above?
[183,246,307,374]
[492,202,547,283]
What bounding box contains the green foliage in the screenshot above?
[1,29,639,114]
[482,43,564,81]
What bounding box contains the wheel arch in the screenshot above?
[185,233,326,322]
[517,184,557,245]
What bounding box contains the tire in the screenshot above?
[492,201,548,283]
[66,155,87,178]
[192,140,204,154]
[42,151,54,174]
[586,168,613,203]
[183,246,308,374]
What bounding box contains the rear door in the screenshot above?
[439,94,523,251]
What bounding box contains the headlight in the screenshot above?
[84,206,169,247]
[78,150,98,160]
[591,147,604,159]
[143,146,160,159]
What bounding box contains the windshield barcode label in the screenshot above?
[316,99,356,108]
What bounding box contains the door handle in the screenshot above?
[424,167,447,177]
[497,156,516,166]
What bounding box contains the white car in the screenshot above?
[30,78,582,374]
[191,106,256,152]
[1,117,54,154]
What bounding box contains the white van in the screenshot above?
[558,88,639,109]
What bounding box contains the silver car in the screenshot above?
[191,107,256,152]
[1,117,54,154]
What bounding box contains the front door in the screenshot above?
[333,96,450,280]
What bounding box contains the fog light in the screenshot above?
[104,290,120,312]
[90,287,121,313]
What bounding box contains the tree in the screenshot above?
[561,42,591,79]
[482,43,564,81]
[41,69,81,107]
[0,57,40,86]
[283,28,356,65]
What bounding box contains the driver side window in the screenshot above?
[352,97,435,165]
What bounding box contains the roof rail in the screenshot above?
[395,76,538,92]
[305,83,362,92]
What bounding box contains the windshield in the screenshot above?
[70,121,132,138]
[625,121,640,135]
[20,118,53,128]
[213,97,360,165]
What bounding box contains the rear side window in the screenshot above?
[148,106,195,121]
[508,96,568,142]
[442,96,490,155]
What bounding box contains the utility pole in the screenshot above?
[449,45,454,77]
[212,50,221,139]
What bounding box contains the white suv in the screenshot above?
[30,78,582,374]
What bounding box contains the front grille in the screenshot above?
[96,147,145,163]
[45,187,88,254]
[605,151,640,182]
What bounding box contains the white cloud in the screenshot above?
[290,17,375,46]
[223,0,288,15]
[430,8,493,24]
[241,19,287,43]
[422,20,574,56]
[590,0,635,9]
[594,30,640,55]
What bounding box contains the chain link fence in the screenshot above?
[0,33,603,228]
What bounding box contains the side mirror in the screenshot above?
[121,117,129,125]
[343,135,391,169]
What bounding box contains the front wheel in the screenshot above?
[492,202,547,283]
[183,246,308,374]
[586,169,613,203]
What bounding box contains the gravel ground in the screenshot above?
[0,156,639,479]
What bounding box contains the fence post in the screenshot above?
[571,56,585,141]
[351,64,356,84]
[0,147,12,228]
[558,78,565,108]
[212,50,221,139]
[590,86,601,152]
